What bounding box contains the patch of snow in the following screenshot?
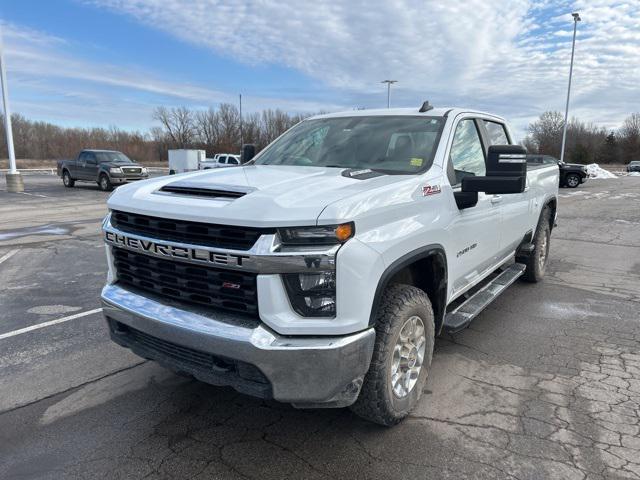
[629,171,640,177]
[586,164,617,179]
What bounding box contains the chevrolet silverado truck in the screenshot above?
[57,149,149,191]
[101,104,559,425]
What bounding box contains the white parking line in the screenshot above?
[0,249,19,265]
[18,191,48,198]
[0,308,103,341]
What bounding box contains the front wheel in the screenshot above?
[62,171,75,188]
[565,173,580,188]
[99,174,113,192]
[350,284,435,426]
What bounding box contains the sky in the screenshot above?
[1,0,639,140]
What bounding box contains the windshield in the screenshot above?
[253,116,445,174]
[95,152,132,164]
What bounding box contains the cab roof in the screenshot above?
[309,107,506,123]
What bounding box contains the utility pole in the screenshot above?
[239,94,243,150]
[0,30,23,192]
[381,80,397,109]
[560,12,581,163]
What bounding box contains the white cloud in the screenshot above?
[3,0,640,139]
[0,21,343,129]
[88,0,640,138]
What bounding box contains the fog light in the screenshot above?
[283,271,336,317]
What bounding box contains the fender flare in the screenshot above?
[368,244,448,330]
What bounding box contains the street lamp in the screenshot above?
[559,12,581,163]
[0,29,24,192]
[381,80,397,108]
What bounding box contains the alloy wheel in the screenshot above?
[390,315,426,398]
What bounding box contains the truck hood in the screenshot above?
[107,165,411,227]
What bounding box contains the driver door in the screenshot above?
[446,118,502,298]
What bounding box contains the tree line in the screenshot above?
[0,104,308,164]
[1,105,639,165]
[523,111,640,164]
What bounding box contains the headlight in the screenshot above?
[109,167,122,174]
[278,223,354,246]
[141,167,148,174]
[283,271,336,317]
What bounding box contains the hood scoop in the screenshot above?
[158,180,254,199]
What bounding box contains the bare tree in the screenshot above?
[153,106,196,148]
[619,113,640,163]
[195,107,220,153]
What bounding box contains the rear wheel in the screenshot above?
[566,173,580,188]
[62,170,75,188]
[350,284,435,426]
[99,174,113,192]
[522,208,551,283]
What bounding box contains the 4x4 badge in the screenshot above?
[422,184,441,196]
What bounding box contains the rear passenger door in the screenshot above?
[74,152,88,178]
[83,153,99,180]
[480,119,531,256]
[446,117,502,297]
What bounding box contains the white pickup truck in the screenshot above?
[101,104,559,425]
[199,153,241,169]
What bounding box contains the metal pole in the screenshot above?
[0,30,23,192]
[560,13,580,163]
[381,80,397,109]
[239,93,243,149]
[0,38,17,173]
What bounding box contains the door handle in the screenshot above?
[491,195,503,204]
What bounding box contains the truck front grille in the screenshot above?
[122,167,142,174]
[111,210,269,250]
[112,247,258,316]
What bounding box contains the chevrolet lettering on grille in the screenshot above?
[104,231,249,268]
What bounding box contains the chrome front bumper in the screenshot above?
[101,284,375,407]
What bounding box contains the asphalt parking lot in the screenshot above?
[1,174,640,480]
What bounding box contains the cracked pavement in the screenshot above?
[1,175,640,479]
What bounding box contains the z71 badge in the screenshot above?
[422,184,441,196]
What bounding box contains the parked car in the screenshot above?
[101,104,558,425]
[527,154,586,188]
[199,154,241,169]
[57,150,148,191]
[626,161,640,173]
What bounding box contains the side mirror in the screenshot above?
[241,144,256,164]
[461,145,526,195]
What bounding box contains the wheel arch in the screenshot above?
[369,244,448,334]
[544,196,557,231]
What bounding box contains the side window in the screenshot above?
[229,157,239,165]
[78,152,88,163]
[483,120,509,145]
[219,157,227,164]
[543,155,558,165]
[86,153,97,165]
[448,119,486,186]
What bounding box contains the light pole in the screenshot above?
[239,93,243,150]
[381,80,397,108]
[0,30,23,192]
[559,12,580,163]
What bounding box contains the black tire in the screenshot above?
[99,174,113,192]
[350,284,435,426]
[522,208,551,283]
[169,170,176,175]
[565,173,580,188]
[62,170,75,188]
